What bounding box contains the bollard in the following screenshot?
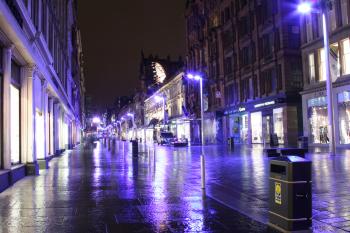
[153,146,156,168]
[108,139,111,150]
[132,140,138,157]
[201,155,205,189]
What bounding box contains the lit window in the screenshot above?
[341,38,350,75]
[308,53,315,83]
[330,43,340,81]
[319,48,326,81]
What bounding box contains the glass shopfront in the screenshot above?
[273,108,284,144]
[338,91,350,144]
[308,97,328,144]
[251,107,285,145]
[176,120,191,142]
[251,112,262,143]
[228,113,248,144]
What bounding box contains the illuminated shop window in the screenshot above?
[251,112,262,143]
[307,97,328,144]
[338,91,350,144]
[273,108,284,144]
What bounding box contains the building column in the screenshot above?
[2,46,13,170]
[53,102,61,155]
[37,80,49,169]
[247,113,252,145]
[22,65,39,175]
[48,98,54,155]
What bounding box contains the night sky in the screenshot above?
[77,1,186,110]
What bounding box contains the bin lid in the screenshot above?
[272,156,308,163]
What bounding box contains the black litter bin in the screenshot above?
[268,156,312,232]
[132,140,138,157]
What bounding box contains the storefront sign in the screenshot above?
[254,101,275,109]
[224,107,246,115]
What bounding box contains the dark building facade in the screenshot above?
[186,0,304,146]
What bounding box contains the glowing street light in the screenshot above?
[298,0,336,155]
[92,117,101,124]
[297,2,312,14]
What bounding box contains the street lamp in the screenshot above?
[187,72,206,189]
[154,95,166,128]
[186,73,204,146]
[298,0,336,155]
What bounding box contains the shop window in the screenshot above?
[251,112,262,143]
[338,91,350,144]
[273,108,284,144]
[308,53,316,83]
[341,38,350,75]
[308,97,328,144]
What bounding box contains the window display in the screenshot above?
[273,108,284,144]
[338,91,350,144]
[241,114,248,143]
[251,112,262,143]
[308,97,328,144]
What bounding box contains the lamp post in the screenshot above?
[298,0,336,155]
[187,73,205,189]
[187,74,204,146]
[154,95,166,129]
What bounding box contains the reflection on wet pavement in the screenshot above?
[0,141,275,233]
[1,141,350,232]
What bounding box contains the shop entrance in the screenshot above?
[262,115,273,144]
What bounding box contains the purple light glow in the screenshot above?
[297,2,312,14]
[186,73,194,79]
[92,117,101,124]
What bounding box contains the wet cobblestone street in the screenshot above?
[0,141,274,233]
[0,141,350,232]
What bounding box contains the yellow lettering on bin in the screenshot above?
[275,182,282,205]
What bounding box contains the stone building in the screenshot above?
[0,0,85,192]
[186,0,304,146]
[300,0,350,148]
